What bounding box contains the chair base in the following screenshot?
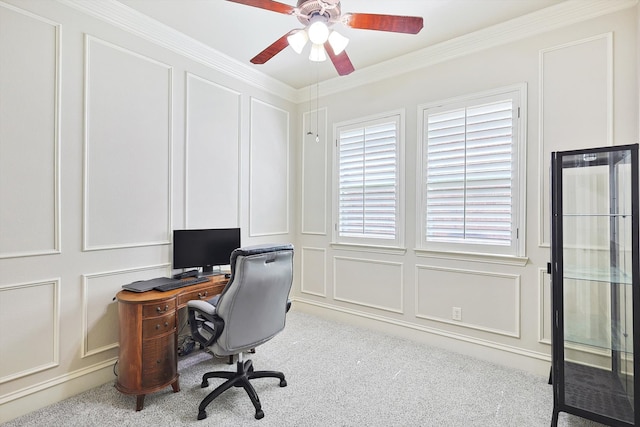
[197,358,287,420]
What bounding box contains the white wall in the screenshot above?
[0,0,296,422]
[293,5,638,375]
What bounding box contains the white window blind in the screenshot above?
[425,98,515,248]
[338,119,398,241]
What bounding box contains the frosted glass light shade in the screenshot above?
[328,31,349,55]
[309,43,326,62]
[287,30,308,54]
[308,21,329,44]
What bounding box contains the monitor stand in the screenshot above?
[200,266,223,277]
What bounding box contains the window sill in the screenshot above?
[330,242,407,256]
[414,248,529,267]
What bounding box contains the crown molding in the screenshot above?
[57,0,298,102]
[57,0,636,105]
[302,0,638,101]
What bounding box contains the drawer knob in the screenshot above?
[156,304,169,313]
[198,291,208,299]
[155,321,170,329]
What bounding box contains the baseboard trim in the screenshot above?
[0,358,116,424]
[291,298,551,376]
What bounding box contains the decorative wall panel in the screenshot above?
[539,268,552,344]
[0,4,59,258]
[0,279,59,383]
[301,108,327,235]
[334,256,403,313]
[249,98,289,236]
[538,33,612,246]
[84,36,172,250]
[185,73,240,228]
[301,247,326,297]
[416,265,520,337]
[82,265,169,358]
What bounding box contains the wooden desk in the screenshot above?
[115,275,227,411]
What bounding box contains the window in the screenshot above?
[334,112,403,247]
[419,85,526,257]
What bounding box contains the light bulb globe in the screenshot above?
[308,21,329,44]
[309,43,327,62]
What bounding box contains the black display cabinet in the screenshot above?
[550,144,639,426]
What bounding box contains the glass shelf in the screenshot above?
[563,266,633,285]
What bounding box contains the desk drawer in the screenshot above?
[178,285,220,306]
[141,333,177,389]
[142,299,175,318]
[142,312,176,338]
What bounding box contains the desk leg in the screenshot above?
[135,395,145,411]
[171,378,180,393]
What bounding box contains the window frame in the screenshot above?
[332,110,405,249]
[417,84,527,258]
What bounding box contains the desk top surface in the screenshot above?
[116,275,228,303]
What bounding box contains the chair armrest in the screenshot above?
[187,300,224,348]
[188,299,217,317]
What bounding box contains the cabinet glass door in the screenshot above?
[558,147,635,424]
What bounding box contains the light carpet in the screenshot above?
[3,311,606,426]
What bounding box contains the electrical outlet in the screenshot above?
[452,307,462,321]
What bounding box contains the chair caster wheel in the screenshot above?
[255,410,264,419]
[197,410,207,420]
[280,379,287,387]
[200,380,208,388]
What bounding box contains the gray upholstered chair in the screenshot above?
[187,243,294,421]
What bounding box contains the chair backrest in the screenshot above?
[211,243,294,356]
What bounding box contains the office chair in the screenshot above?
[187,243,294,420]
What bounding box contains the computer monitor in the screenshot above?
[172,228,241,275]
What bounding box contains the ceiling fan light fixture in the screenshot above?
[307,19,329,44]
[287,30,308,54]
[309,43,327,62]
[327,30,349,55]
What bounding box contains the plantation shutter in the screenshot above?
[338,119,398,240]
[425,99,513,246]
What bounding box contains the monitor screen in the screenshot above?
[173,228,241,275]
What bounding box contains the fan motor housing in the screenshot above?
[296,0,341,25]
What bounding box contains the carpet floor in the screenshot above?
[3,310,608,426]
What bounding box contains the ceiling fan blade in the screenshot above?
[226,0,294,15]
[344,13,424,34]
[250,31,294,64]
[325,42,355,76]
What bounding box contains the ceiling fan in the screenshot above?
[227,0,424,76]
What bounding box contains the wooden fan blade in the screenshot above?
[226,0,294,15]
[250,31,294,64]
[325,42,355,76]
[344,13,424,34]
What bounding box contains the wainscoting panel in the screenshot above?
[538,33,612,247]
[0,3,60,258]
[334,256,403,313]
[538,268,552,344]
[301,247,326,297]
[185,73,240,228]
[249,98,289,236]
[81,265,170,358]
[301,108,327,235]
[415,265,521,338]
[84,36,172,250]
[0,279,59,383]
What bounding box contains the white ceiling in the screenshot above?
[117,0,566,89]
